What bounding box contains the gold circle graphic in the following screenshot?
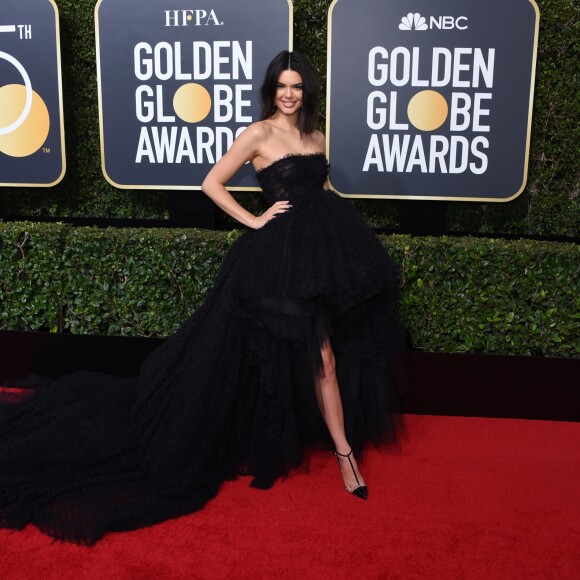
[0,84,50,157]
[407,90,448,132]
[173,83,212,123]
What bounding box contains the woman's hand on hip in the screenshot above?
[251,201,292,229]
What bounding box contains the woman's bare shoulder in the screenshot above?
[244,120,275,140]
[227,121,273,159]
[311,130,326,151]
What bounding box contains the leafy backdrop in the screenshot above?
[1,222,578,357]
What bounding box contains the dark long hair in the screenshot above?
[259,51,319,135]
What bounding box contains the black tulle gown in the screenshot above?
[0,153,401,544]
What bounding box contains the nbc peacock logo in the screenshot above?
[399,13,428,31]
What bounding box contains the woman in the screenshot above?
[202,49,400,498]
[0,51,400,545]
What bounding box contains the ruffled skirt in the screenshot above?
[0,188,401,544]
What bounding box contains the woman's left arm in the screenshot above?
[201,124,291,229]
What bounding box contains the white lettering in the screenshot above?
[389,91,408,130]
[164,10,179,27]
[197,127,215,163]
[366,46,494,88]
[164,9,222,27]
[368,47,389,86]
[154,42,173,81]
[390,47,410,87]
[135,42,152,81]
[431,47,451,87]
[406,135,428,173]
[215,127,233,160]
[176,128,195,163]
[383,134,411,172]
[134,41,253,82]
[136,127,250,164]
[450,93,471,131]
[235,85,253,122]
[361,135,489,175]
[442,16,455,30]
[213,41,230,80]
[205,9,221,26]
[452,48,472,88]
[174,43,192,80]
[232,42,252,80]
[135,85,154,123]
[430,17,444,30]
[411,47,429,87]
[136,127,155,163]
[152,126,178,162]
[362,134,384,172]
[449,136,469,173]
[367,91,387,130]
[473,93,492,132]
[155,85,175,122]
[429,16,469,30]
[473,48,495,88]
[470,136,489,174]
[214,85,233,122]
[193,42,211,80]
[428,136,449,173]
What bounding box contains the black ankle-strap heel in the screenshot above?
[334,448,368,500]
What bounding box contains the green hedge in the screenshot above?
[3,0,579,237]
[0,222,69,332]
[62,227,232,335]
[387,236,579,356]
[1,222,578,356]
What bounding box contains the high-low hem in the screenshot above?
[0,154,401,545]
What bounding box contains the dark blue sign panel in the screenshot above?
[0,0,65,187]
[96,0,292,190]
[327,0,539,201]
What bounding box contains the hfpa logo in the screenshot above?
[399,12,469,31]
[164,9,223,27]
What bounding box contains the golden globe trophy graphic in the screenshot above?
[0,0,65,187]
[0,50,50,158]
[172,83,213,124]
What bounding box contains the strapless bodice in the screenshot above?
[256,153,328,205]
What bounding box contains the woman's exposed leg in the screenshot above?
[315,340,365,492]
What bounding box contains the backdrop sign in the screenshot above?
[327,0,539,201]
[0,0,65,187]
[96,0,292,190]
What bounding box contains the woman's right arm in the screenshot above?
[201,124,291,229]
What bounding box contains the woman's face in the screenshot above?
[274,69,304,116]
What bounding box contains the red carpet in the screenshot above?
[1,414,579,579]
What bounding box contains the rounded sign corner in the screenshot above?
[527,0,541,20]
[45,161,66,187]
[499,177,529,204]
[94,0,106,18]
[47,0,59,17]
[100,160,127,189]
